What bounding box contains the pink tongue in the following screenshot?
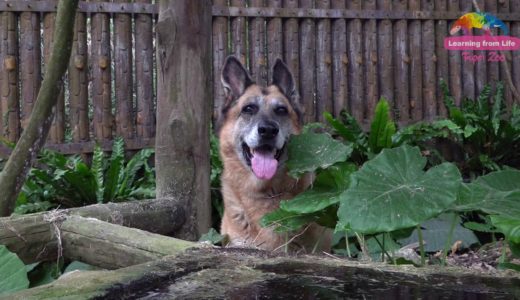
[251,152,278,180]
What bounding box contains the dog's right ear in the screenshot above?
[221,56,253,104]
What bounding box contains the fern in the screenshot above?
[117,148,154,198]
[103,137,125,202]
[91,145,104,203]
[491,82,504,135]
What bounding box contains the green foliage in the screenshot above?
[337,146,461,234]
[16,137,155,213]
[323,98,396,164]
[210,131,224,227]
[199,228,225,245]
[417,80,520,176]
[286,132,352,178]
[261,94,520,265]
[0,245,29,295]
[368,98,396,153]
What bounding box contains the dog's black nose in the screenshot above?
[258,122,279,139]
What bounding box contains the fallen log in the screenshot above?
[62,215,195,269]
[5,248,520,299]
[0,199,185,264]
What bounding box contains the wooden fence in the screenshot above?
[0,0,156,155]
[213,0,520,126]
[1,0,520,155]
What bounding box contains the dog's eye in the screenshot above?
[274,106,288,116]
[242,104,258,115]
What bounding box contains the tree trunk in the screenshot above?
[0,198,185,264]
[0,0,79,216]
[155,0,212,240]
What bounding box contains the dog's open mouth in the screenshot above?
[242,143,284,180]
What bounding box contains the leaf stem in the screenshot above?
[373,235,393,263]
[417,224,426,266]
[441,213,458,267]
[345,232,351,258]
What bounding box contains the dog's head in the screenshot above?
[218,56,302,181]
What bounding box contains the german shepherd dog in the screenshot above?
[217,56,331,252]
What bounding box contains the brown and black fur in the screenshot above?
[217,56,331,252]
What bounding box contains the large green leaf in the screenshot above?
[286,132,352,178]
[491,215,520,244]
[281,162,356,214]
[0,245,29,295]
[338,145,461,234]
[454,170,520,219]
[399,213,479,252]
[323,111,357,142]
[261,208,319,233]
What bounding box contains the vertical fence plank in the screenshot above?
[512,0,520,103]
[0,12,20,142]
[347,0,364,122]
[44,12,65,143]
[114,0,134,140]
[377,0,394,111]
[422,0,436,120]
[330,0,347,117]
[212,0,229,121]
[409,0,423,122]
[485,0,499,93]
[315,0,332,121]
[135,0,155,139]
[231,0,247,66]
[68,12,89,142]
[460,0,475,100]
[498,0,513,108]
[249,0,268,86]
[299,0,316,122]
[267,0,283,78]
[364,0,378,119]
[435,0,449,117]
[448,1,462,105]
[474,0,487,99]
[394,0,410,124]
[283,0,299,91]
[91,2,113,141]
[20,8,41,131]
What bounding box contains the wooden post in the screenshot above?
[156,0,212,240]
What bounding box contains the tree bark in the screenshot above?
[155,0,212,240]
[0,0,79,216]
[0,198,185,264]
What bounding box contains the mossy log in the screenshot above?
[0,199,185,264]
[5,248,520,300]
[62,215,195,269]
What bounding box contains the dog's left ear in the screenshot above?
[272,59,303,121]
[272,59,297,99]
